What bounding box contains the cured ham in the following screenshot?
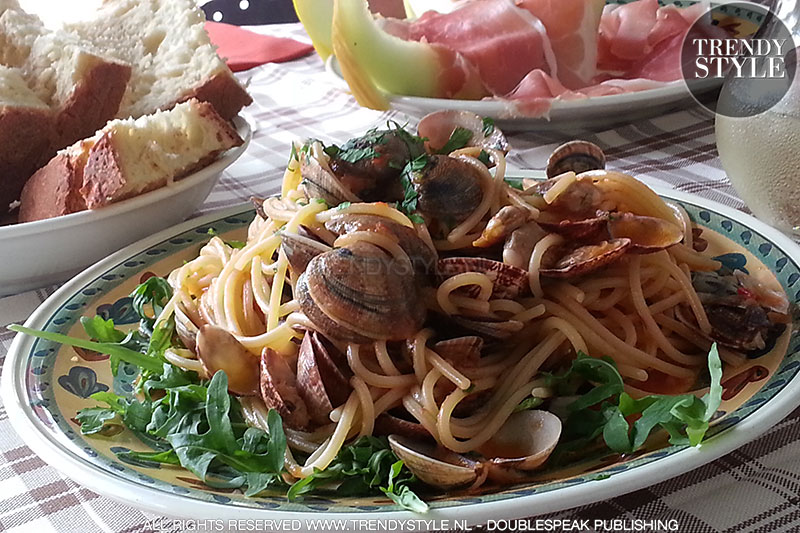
[381,0,557,95]
[326,0,735,117]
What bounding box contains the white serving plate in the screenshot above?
[0,118,251,297]
[326,56,721,132]
[4,177,800,526]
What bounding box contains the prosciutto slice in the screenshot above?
[381,0,556,95]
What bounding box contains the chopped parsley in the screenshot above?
[482,117,495,137]
[436,126,473,154]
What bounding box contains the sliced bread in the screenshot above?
[0,65,54,213]
[20,99,243,222]
[0,4,131,148]
[67,0,252,120]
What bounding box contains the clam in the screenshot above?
[451,316,524,339]
[297,242,426,343]
[416,110,509,155]
[296,331,352,425]
[375,413,430,439]
[537,214,608,240]
[196,325,260,396]
[174,303,201,353]
[281,231,332,274]
[328,129,421,203]
[261,347,311,430]
[433,336,483,368]
[472,206,529,248]
[300,150,361,206]
[438,257,528,300]
[480,410,562,483]
[411,155,484,228]
[608,213,683,252]
[503,221,547,269]
[388,434,482,489]
[324,213,438,273]
[540,238,631,278]
[546,140,606,179]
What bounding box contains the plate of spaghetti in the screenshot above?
[4,111,800,525]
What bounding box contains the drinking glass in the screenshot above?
[715,1,800,236]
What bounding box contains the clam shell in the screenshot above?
[325,213,438,272]
[451,316,524,339]
[503,221,547,269]
[417,110,509,154]
[537,213,608,240]
[413,155,484,227]
[608,213,683,252]
[281,231,332,274]
[297,331,352,425]
[296,273,372,344]
[196,325,259,396]
[433,336,483,368]
[438,257,528,300]
[482,410,561,483]
[260,348,311,430]
[388,434,479,489]
[301,243,426,342]
[540,238,631,278]
[300,152,361,206]
[374,413,429,439]
[546,140,606,179]
[473,206,529,248]
[174,304,200,353]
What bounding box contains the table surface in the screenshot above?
[3,23,800,533]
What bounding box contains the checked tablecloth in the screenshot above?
[2,23,800,533]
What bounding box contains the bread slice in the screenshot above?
[19,99,243,222]
[66,0,252,120]
[0,4,131,148]
[0,65,54,213]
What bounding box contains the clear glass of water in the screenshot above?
[715,2,800,236]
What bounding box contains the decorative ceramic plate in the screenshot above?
[0,118,251,297]
[326,1,765,131]
[4,179,800,526]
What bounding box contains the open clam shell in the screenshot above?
[433,336,483,368]
[481,410,562,483]
[546,140,606,179]
[473,206,529,248]
[608,213,683,252]
[540,238,631,278]
[174,304,201,353]
[412,155,484,227]
[261,348,311,430]
[296,331,352,425]
[196,325,260,396]
[388,434,480,489]
[438,257,529,300]
[417,110,509,155]
[281,231,332,274]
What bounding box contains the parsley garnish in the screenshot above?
[398,153,429,215]
[436,126,473,154]
[477,150,492,167]
[482,117,495,137]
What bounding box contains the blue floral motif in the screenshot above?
[96,296,139,325]
[57,366,109,398]
[713,252,749,275]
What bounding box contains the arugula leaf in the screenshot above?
[555,345,724,455]
[130,277,172,331]
[436,126,473,154]
[76,407,119,434]
[288,436,428,512]
[8,325,164,374]
[81,316,126,343]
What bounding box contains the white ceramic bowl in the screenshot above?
[0,117,251,297]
